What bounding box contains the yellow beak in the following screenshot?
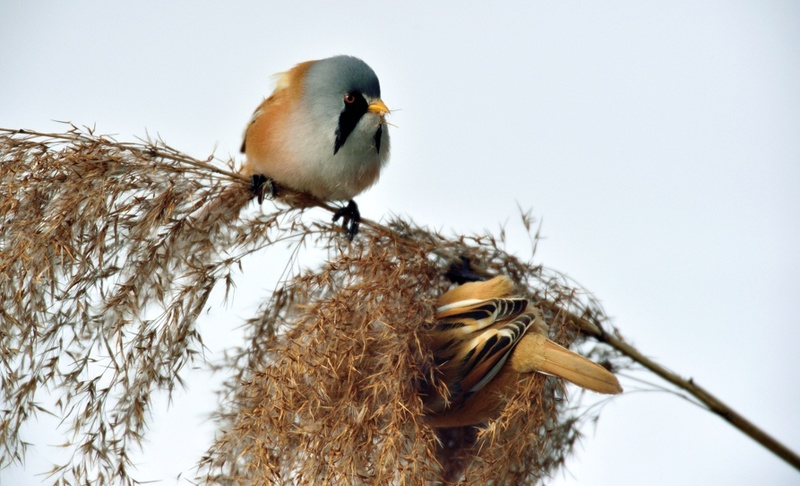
[367,99,391,116]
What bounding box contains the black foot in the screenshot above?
[445,256,488,284]
[332,199,361,240]
[250,174,276,204]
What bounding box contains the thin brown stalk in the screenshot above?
[552,306,800,471]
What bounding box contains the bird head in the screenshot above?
[300,55,390,158]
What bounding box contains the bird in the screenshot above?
[422,275,622,428]
[240,55,391,239]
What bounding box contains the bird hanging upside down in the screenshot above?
[240,55,391,239]
[423,276,622,428]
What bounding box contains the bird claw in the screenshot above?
[250,174,276,204]
[332,200,360,240]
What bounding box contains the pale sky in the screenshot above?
[2,2,799,485]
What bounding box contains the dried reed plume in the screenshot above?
[1,126,797,485]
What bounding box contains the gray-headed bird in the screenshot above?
[241,55,390,238]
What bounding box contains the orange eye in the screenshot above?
[344,93,355,104]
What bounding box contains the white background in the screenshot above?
[2,2,798,484]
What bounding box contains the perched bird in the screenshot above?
[240,55,391,238]
[422,276,622,428]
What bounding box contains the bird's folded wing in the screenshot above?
[435,297,529,336]
[456,311,535,396]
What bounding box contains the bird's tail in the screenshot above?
[513,333,622,395]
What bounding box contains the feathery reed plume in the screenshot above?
[0,125,318,483]
[195,217,627,484]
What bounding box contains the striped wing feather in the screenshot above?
[432,297,535,400]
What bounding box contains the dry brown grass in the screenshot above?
[3,126,793,484]
[194,216,623,485]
